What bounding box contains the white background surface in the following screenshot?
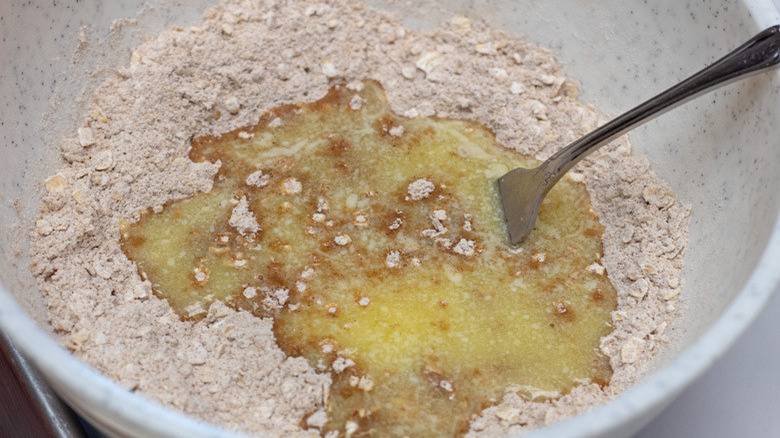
[636,6,780,436]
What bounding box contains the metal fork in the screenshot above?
[498,25,780,245]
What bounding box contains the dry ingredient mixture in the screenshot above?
[30,0,690,436]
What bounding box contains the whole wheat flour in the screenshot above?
[30,0,690,436]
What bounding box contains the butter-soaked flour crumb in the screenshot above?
[229,196,259,236]
[407,178,435,201]
[30,0,689,436]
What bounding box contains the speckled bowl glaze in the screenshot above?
[0,1,778,437]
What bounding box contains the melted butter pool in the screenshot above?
[121,81,617,438]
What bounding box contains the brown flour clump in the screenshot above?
[30,0,690,436]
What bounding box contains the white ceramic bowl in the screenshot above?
[1,1,778,437]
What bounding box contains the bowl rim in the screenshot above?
[0,1,779,437]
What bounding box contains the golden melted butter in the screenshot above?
[121,81,617,438]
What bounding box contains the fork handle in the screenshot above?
[541,24,780,189]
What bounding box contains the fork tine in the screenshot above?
[497,166,546,245]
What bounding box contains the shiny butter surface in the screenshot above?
[121,81,616,437]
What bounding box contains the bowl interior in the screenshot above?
[1,0,778,437]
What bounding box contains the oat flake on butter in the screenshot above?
[30,0,690,436]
